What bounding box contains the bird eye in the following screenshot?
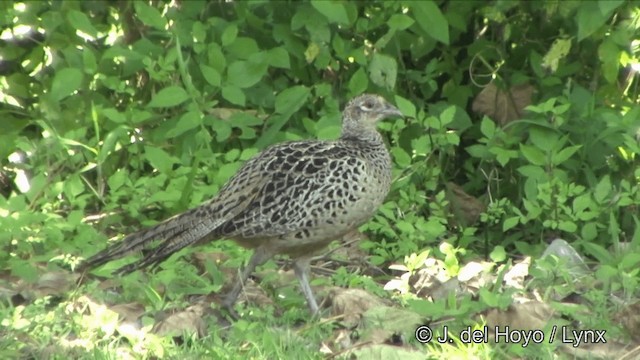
[359,100,375,111]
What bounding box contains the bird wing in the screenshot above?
[218,140,368,240]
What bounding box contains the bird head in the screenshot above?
[342,94,403,131]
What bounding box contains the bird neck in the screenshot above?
[340,121,383,144]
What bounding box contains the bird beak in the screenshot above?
[383,103,404,118]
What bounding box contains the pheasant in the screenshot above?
[80,93,403,315]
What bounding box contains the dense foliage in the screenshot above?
[1,0,639,358]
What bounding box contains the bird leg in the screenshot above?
[292,257,320,315]
[222,247,273,316]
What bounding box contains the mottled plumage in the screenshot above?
[81,93,403,315]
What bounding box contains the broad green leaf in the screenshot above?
[348,68,368,97]
[391,147,411,167]
[98,126,128,163]
[82,48,97,74]
[311,0,349,25]
[558,220,577,233]
[166,111,202,138]
[387,14,414,31]
[144,146,177,174]
[200,64,221,87]
[134,1,166,30]
[266,47,290,69]
[102,108,126,124]
[503,217,520,231]
[576,2,609,41]
[108,170,127,192]
[51,68,83,101]
[439,106,456,126]
[466,144,489,159]
[207,117,232,142]
[221,86,245,106]
[226,58,268,88]
[275,86,310,116]
[394,95,415,118]
[551,145,582,165]
[519,144,546,166]
[598,39,620,84]
[226,37,259,59]
[67,9,98,37]
[148,86,189,108]
[489,246,507,262]
[583,242,613,264]
[411,1,449,44]
[369,53,397,89]
[581,222,598,241]
[480,117,495,138]
[593,175,611,204]
[529,127,558,151]
[599,0,625,15]
[221,24,238,46]
[192,21,206,43]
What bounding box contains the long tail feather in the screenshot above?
[79,208,201,271]
[113,221,217,275]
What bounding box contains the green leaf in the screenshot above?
[134,1,166,30]
[439,106,456,126]
[466,144,489,159]
[582,242,613,264]
[489,246,507,262]
[275,86,310,116]
[394,95,416,118]
[226,57,268,89]
[519,144,546,166]
[82,48,97,74]
[166,111,202,138]
[108,170,127,192]
[480,117,495,138]
[369,53,397,89]
[391,147,411,167]
[67,10,98,37]
[221,86,245,106]
[599,0,625,15]
[221,24,238,46]
[144,146,177,174]
[348,68,369,97]
[266,47,290,69]
[517,165,545,180]
[551,145,582,165]
[200,64,221,87]
[593,175,611,204]
[387,14,414,31]
[581,222,598,241]
[529,127,558,151]
[148,86,189,108]
[503,217,520,232]
[51,68,83,101]
[98,126,128,163]
[576,1,609,41]
[102,108,126,124]
[411,1,449,44]
[310,0,349,25]
[598,39,620,84]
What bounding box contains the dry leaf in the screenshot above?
[152,303,209,338]
[445,182,486,227]
[472,82,534,125]
[328,287,388,328]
